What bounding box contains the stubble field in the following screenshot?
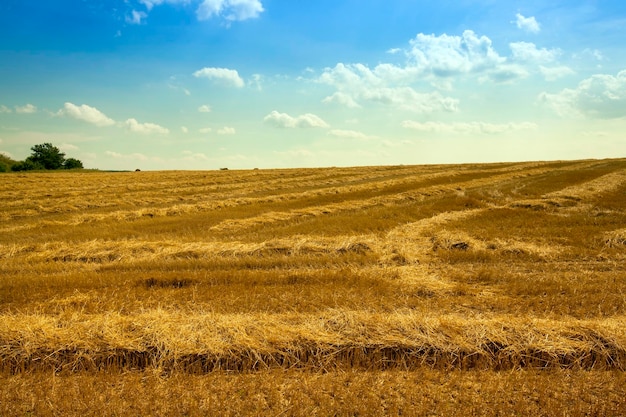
[1,159,626,416]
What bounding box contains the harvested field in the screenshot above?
[1,159,626,415]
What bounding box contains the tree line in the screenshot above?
[0,143,84,172]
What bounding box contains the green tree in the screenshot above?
[63,158,84,169]
[29,143,66,170]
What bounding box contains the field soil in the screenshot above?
[1,159,626,415]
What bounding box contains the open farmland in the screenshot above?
[1,159,626,416]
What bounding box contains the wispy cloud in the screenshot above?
[217,126,236,135]
[196,0,264,22]
[137,0,264,22]
[540,65,575,81]
[105,150,150,161]
[58,103,115,126]
[126,10,148,24]
[328,129,374,139]
[15,104,37,114]
[193,67,245,88]
[510,42,559,63]
[401,120,537,134]
[198,104,212,113]
[0,105,11,114]
[264,111,329,128]
[515,13,540,33]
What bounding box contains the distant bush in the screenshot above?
[63,158,84,170]
[11,159,45,172]
[0,153,16,172]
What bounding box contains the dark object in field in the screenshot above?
[143,277,195,289]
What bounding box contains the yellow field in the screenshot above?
[1,159,626,416]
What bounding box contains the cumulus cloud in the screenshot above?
[15,104,37,114]
[408,30,505,77]
[0,105,11,113]
[317,30,528,113]
[124,118,170,134]
[197,0,264,22]
[264,111,330,128]
[58,103,115,127]
[193,67,245,88]
[515,13,541,33]
[217,126,236,135]
[401,120,537,134]
[181,126,189,133]
[322,92,361,108]
[539,70,626,119]
[198,104,212,113]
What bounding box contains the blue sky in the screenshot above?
[1,0,625,170]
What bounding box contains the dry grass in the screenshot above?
[1,158,626,415]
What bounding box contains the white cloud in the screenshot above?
[196,0,264,22]
[199,127,213,133]
[401,120,537,134]
[58,103,115,127]
[217,126,236,135]
[540,65,575,81]
[539,70,626,119]
[328,129,373,140]
[181,126,189,133]
[322,92,361,108]
[264,111,330,128]
[408,30,505,77]
[515,13,541,33]
[15,104,37,114]
[0,150,14,159]
[126,10,148,24]
[510,42,559,63]
[198,104,212,113]
[0,105,11,114]
[193,67,245,88]
[124,118,170,134]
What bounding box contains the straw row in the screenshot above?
[1,311,624,373]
